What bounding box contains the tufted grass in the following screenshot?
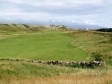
[0,60,111,84]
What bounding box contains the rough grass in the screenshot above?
[0,61,75,78]
[65,31,112,59]
[0,61,111,84]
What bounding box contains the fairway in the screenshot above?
[0,31,87,61]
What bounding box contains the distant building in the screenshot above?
[86,28,89,31]
[49,25,67,30]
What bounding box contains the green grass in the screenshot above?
[0,30,87,61]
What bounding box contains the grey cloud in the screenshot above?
[0,0,112,27]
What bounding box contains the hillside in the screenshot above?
[0,24,49,32]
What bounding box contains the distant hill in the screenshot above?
[0,24,48,32]
[27,21,104,29]
[0,23,104,32]
[67,23,103,29]
[0,24,29,32]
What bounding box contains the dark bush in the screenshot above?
[109,36,112,43]
[96,28,112,32]
[91,52,104,61]
[90,52,112,65]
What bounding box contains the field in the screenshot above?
[0,24,112,84]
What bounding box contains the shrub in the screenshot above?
[109,36,112,43]
[90,52,112,65]
[91,52,104,61]
[104,55,112,65]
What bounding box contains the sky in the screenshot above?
[0,0,112,27]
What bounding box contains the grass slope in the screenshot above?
[65,31,112,57]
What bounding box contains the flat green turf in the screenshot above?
[0,31,87,61]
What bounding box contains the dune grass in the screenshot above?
[65,31,112,58]
[0,60,111,84]
[0,61,75,78]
